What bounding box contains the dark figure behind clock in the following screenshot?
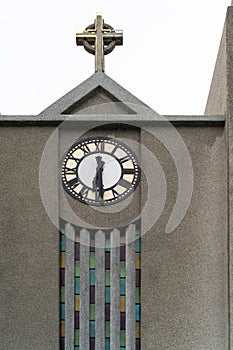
[93,156,105,199]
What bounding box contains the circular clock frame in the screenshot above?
[61,136,141,206]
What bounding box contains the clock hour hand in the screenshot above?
[92,156,105,199]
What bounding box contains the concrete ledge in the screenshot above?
[0,115,225,126]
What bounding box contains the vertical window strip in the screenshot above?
[64,223,75,350]
[135,229,141,350]
[120,233,126,350]
[126,225,136,350]
[90,233,95,350]
[105,234,111,350]
[60,228,65,350]
[110,229,121,350]
[80,229,90,350]
[95,231,105,350]
[74,231,80,350]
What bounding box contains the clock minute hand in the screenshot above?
[93,156,105,200]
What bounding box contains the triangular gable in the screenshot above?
[61,86,136,115]
[39,72,149,116]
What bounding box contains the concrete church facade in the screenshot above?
[0,4,233,350]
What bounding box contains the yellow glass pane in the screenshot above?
[60,252,65,268]
[120,296,126,312]
[136,253,141,269]
[60,321,65,337]
[75,295,80,311]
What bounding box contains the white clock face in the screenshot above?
[78,153,122,189]
[61,136,141,206]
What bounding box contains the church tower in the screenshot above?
[1,8,233,350]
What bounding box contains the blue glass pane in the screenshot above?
[105,339,110,350]
[60,234,66,252]
[90,270,95,286]
[60,303,65,320]
[120,278,126,295]
[105,287,110,303]
[90,321,95,337]
[136,304,140,322]
[75,277,80,294]
[135,238,141,253]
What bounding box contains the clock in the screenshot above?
[61,136,141,206]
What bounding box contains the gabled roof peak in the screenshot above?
[39,72,150,117]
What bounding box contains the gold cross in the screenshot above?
[76,14,123,72]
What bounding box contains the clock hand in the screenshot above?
[93,156,105,200]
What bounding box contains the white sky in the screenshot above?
[0,0,230,115]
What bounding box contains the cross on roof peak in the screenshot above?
[76,14,123,73]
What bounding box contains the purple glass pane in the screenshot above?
[75,311,80,329]
[90,238,95,252]
[105,252,110,269]
[120,245,126,261]
[136,338,141,350]
[120,312,126,330]
[60,337,65,350]
[136,270,141,287]
[105,303,110,321]
[60,268,65,286]
[90,286,95,304]
[75,242,80,260]
[90,338,95,350]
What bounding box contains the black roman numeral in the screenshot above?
[94,141,105,152]
[118,178,132,189]
[79,186,89,198]
[111,145,118,155]
[67,177,80,187]
[79,144,90,154]
[122,168,135,175]
[69,154,81,163]
[119,156,131,164]
[64,167,77,175]
[112,189,119,198]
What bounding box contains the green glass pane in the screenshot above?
[90,304,95,321]
[136,287,140,304]
[105,321,110,338]
[105,239,110,252]
[120,262,126,277]
[75,261,80,277]
[75,329,79,346]
[90,253,95,269]
[120,330,126,347]
[60,286,65,303]
[105,270,110,286]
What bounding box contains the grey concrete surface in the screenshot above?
[226,6,233,349]
[141,126,228,350]
[205,22,227,115]
[0,126,59,350]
